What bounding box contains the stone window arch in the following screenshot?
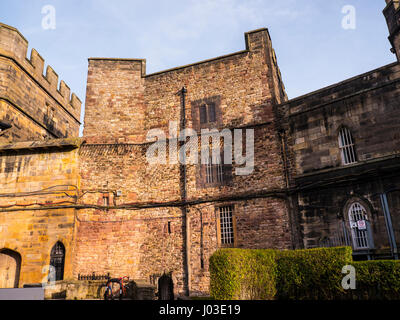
[343,199,374,251]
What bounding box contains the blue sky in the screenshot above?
[0,0,395,130]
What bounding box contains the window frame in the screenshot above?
[190,95,222,131]
[338,127,357,165]
[216,205,237,248]
[49,241,65,282]
[347,202,373,250]
[197,145,232,189]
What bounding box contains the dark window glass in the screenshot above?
[49,242,65,281]
[200,105,207,124]
[208,103,216,122]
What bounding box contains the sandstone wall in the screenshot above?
[77,28,291,296]
[0,139,81,286]
[0,23,81,143]
[83,29,286,144]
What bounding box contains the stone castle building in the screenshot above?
[0,0,400,298]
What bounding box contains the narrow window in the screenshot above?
[219,206,234,245]
[49,242,65,281]
[103,195,109,207]
[215,153,224,183]
[205,151,223,184]
[338,127,357,165]
[200,105,208,124]
[168,221,172,234]
[208,103,216,123]
[205,155,214,184]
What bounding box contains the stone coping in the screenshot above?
[0,137,83,153]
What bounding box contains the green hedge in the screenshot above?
[210,246,354,300]
[276,246,353,300]
[353,260,400,300]
[209,247,400,300]
[209,248,278,300]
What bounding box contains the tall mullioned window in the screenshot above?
[338,127,357,165]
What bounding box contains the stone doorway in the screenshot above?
[0,249,21,288]
[158,273,174,300]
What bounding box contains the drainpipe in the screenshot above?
[380,193,398,260]
[179,87,191,296]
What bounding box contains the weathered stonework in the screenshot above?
[0,139,82,285]
[77,28,291,296]
[83,29,286,144]
[0,23,81,143]
[280,25,400,254]
[1,0,400,299]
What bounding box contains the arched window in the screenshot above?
[348,202,374,250]
[338,127,357,165]
[49,242,65,281]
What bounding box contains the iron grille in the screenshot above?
[338,127,357,165]
[49,242,65,281]
[205,153,223,184]
[219,206,234,245]
[349,202,371,249]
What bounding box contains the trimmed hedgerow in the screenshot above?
[275,246,353,300]
[209,248,278,300]
[353,260,400,300]
[210,246,353,300]
[210,247,400,300]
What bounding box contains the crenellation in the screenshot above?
[0,22,82,141]
[45,65,59,91]
[29,48,44,77]
[70,93,81,111]
[59,80,71,102]
[2,2,400,298]
[0,23,80,114]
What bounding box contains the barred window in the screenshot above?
[348,202,372,250]
[338,127,357,165]
[205,153,224,184]
[219,206,234,245]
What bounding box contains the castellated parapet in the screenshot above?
[0,22,82,142]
